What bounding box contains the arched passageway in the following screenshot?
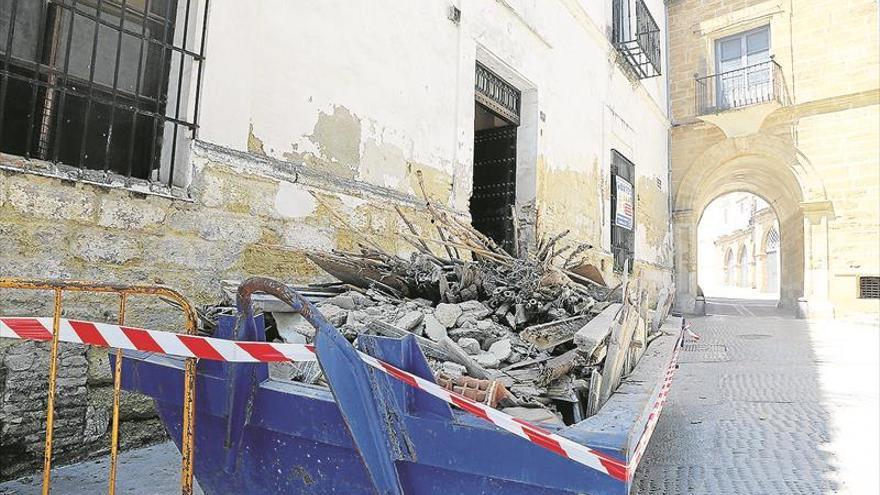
[697,192,781,300]
[672,134,834,317]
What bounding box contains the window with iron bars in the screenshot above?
[610,150,635,273]
[0,0,207,187]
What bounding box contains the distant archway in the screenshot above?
[673,134,833,314]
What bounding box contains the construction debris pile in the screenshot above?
[208,176,674,425]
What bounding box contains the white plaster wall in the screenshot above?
[195,0,671,267]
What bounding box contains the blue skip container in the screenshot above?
[112,278,680,495]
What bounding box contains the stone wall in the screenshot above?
[667,0,880,315]
[0,141,446,479]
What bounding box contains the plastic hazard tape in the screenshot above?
[0,317,318,362]
[1,316,686,482]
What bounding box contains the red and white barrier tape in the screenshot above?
[628,334,683,472]
[0,317,317,362]
[1,316,685,482]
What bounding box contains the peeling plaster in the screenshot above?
[274,181,317,219]
[247,123,267,156]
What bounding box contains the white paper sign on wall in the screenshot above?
[615,177,634,231]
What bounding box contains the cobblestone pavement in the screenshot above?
[633,298,880,495]
[2,299,876,495]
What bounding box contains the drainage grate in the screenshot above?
[681,343,728,362]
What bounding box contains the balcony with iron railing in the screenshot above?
[693,59,788,136]
[695,60,787,115]
[612,0,662,79]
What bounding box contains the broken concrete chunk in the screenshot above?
[423,314,448,342]
[456,300,492,326]
[395,310,424,332]
[434,303,463,328]
[457,337,481,355]
[501,406,564,426]
[315,303,347,327]
[272,312,315,339]
[440,361,466,378]
[325,294,357,310]
[488,338,512,362]
[474,352,501,369]
[448,326,483,341]
[281,332,306,344]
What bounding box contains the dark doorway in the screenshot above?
[471,63,520,254]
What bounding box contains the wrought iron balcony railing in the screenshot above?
[612,0,662,79]
[695,60,787,115]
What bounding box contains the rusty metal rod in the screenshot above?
[108,293,126,495]
[41,289,62,495]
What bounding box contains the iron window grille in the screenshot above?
[474,62,520,125]
[858,276,879,299]
[0,0,208,187]
[612,0,661,79]
[610,150,635,273]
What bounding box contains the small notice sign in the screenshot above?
[615,177,634,231]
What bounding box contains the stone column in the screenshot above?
[802,201,835,318]
[673,209,697,312]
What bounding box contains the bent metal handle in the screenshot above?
[234,277,339,341]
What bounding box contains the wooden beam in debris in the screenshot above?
[598,273,645,405]
[574,302,622,358]
[651,284,674,333]
[520,314,592,350]
[536,349,582,386]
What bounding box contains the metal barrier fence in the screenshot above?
[0,278,198,495]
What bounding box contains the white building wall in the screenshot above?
[195,0,672,271]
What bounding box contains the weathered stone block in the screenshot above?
[166,208,262,243]
[145,235,239,271]
[97,195,167,230]
[7,178,96,222]
[70,230,141,265]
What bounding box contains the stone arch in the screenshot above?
[673,134,833,314]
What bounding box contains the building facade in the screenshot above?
[668,0,880,316]
[0,0,673,476]
[698,192,780,295]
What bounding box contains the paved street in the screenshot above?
[2,299,876,495]
[633,299,880,495]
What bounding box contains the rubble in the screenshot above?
[206,181,675,425]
